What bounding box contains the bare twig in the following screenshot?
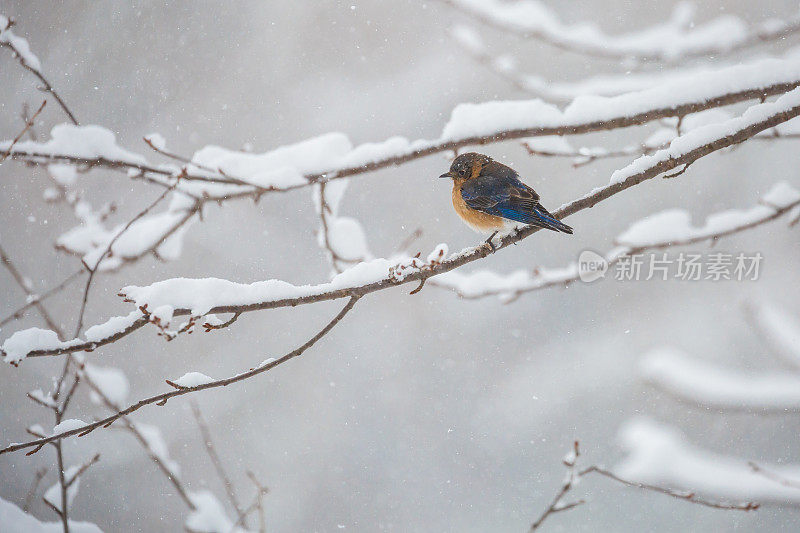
[748,462,800,491]
[22,467,48,512]
[529,441,584,531]
[0,243,63,335]
[316,182,366,273]
[0,99,45,164]
[190,402,245,520]
[0,269,84,328]
[65,453,101,488]
[529,442,758,531]
[580,466,760,511]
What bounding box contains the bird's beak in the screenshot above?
[439,171,454,179]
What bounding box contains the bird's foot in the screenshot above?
[484,231,499,252]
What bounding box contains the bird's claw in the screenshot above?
[484,231,499,252]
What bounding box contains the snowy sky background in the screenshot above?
[1,1,800,531]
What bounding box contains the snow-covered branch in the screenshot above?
[443,0,800,64]
[5,88,800,364]
[436,181,800,300]
[640,347,800,412]
[0,16,78,124]
[4,55,800,205]
[616,419,800,506]
[529,440,759,530]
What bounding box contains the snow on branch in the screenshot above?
[5,55,800,206]
[314,180,372,274]
[640,347,800,412]
[0,15,78,124]
[448,24,792,104]
[443,0,800,64]
[616,419,800,505]
[5,91,800,364]
[528,440,758,531]
[0,495,101,533]
[435,181,800,301]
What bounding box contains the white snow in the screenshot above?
[150,305,175,327]
[0,495,102,533]
[84,364,130,406]
[610,88,800,185]
[57,209,193,272]
[134,422,181,476]
[52,419,87,434]
[44,464,81,512]
[444,57,800,145]
[640,347,800,411]
[0,15,41,70]
[314,179,372,272]
[1,311,146,364]
[119,256,405,316]
[171,372,215,388]
[448,0,794,61]
[616,418,800,504]
[522,136,574,154]
[84,311,142,343]
[48,164,78,186]
[186,491,247,533]
[435,264,578,300]
[28,389,56,408]
[144,132,167,151]
[191,132,352,189]
[1,328,80,364]
[1,124,147,165]
[615,182,800,247]
[426,243,449,264]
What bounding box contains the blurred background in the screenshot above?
[1,1,799,531]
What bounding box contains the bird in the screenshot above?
[438,152,573,246]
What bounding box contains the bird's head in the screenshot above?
[439,152,491,182]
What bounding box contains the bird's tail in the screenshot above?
[533,204,573,234]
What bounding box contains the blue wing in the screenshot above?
[460,169,572,234]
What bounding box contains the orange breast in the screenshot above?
[452,182,506,234]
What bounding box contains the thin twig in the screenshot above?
[748,462,800,491]
[65,453,101,488]
[529,441,582,531]
[190,401,245,521]
[580,466,760,511]
[0,269,84,328]
[22,467,48,512]
[529,442,759,531]
[0,99,45,164]
[0,242,63,335]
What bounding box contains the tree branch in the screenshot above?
[12,88,800,361]
[0,17,78,124]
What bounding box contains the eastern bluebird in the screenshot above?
[438,152,573,243]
